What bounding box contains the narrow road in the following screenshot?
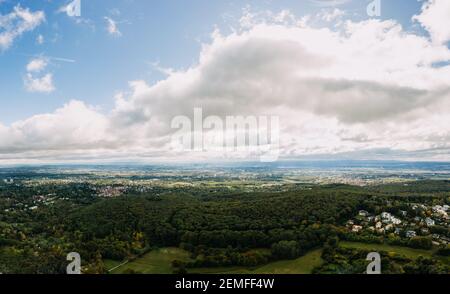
[108,260,129,273]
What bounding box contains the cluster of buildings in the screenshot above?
[347,210,402,234]
[2,178,14,184]
[347,203,449,246]
[31,194,58,206]
[430,204,449,219]
[95,186,128,198]
[3,193,61,213]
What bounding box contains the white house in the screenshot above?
[406,230,416,238]
[375,222,382,229]
[352,225,363,233]
[391,217,402,225]
[381,212,392,219]
[359,210,369,217]
[425,217,435,227]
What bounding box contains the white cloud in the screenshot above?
[24,58,55,93]
[319,8,345,22]
[0,101,110,155]
[413,0,450,45]
[2,9,450,162]
[309,0,351,7]
[104,17,121,36]
[105,14,450,160]
[36,34,44,44]
[26,57,48,72]
[24,73,55,93]
[0,5,45,51]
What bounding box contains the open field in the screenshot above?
[340,242,435,259]
[189,249,323,274]
[103,259,123,271]
[107,247,190,274]
[106,247,323,274]
[339,241,450,265]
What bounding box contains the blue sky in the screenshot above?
[1,0,449,163]
[0,0,425,124]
